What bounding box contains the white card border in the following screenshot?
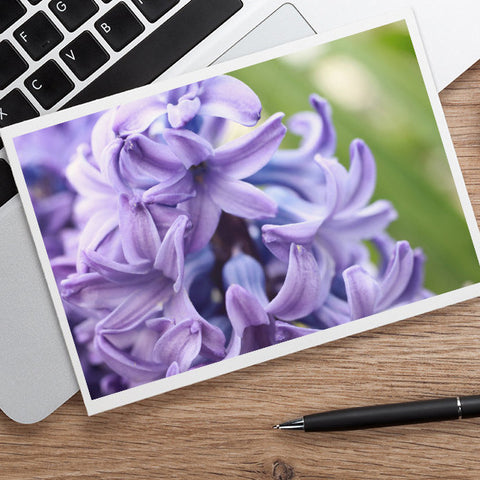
[3,9,480,415]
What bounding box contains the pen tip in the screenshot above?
[273,425,280,429]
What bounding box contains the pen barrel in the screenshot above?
[303,397,472,432]
[459,395,480,418]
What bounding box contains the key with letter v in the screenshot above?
[60,31,109,81]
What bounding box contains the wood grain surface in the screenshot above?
[2,63,480,480]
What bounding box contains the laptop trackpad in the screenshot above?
[212,3,315,65]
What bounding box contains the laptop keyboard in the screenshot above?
[0,0,243,206]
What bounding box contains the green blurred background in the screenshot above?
[230,20,480,294]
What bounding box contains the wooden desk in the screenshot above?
[2,63,480,480]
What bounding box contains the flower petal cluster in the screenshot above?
[17,76,431,398]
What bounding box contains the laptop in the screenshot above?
[1,0,479,423]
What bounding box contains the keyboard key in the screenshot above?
[49,0,99,32]
[0,159,18,208]
[0,89,38,128]
[95,2,144,52]
[25,60,74,109]
[0,0,26,33]
[132,0,179,23]
[14,12,63,61]
[60,32,109,81]
[0,41,28,89]
[66,0,243,107]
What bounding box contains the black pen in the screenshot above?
[273,395,480,432]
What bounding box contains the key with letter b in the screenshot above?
[95,2,144,52]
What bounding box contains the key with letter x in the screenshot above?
[0,90,38,129]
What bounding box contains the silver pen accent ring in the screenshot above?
[457,396,463,419]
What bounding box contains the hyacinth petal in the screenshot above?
[396,248,426,304]
[142,173,196,206]
[154,215,190,292]
[222,253,268,307]
[183,184,221,253]
[167,97,201,128]
[266,244,321,321]
[262,220,322,262]
[76,210,118,273]
[91,109,116,161]
[148,203,190,237]
[342,139,376,213]
[163,128,214,168]
[66,146,111,198]
[61,272,148,310]
[225,333,242,359]
[266,186,324,223]
[315,156,345,217]
[325,200,398,239]
[275,321,316,343]
[247,157,325,203]
[98,279,172,333]
[166,362,180,377]
[314,248,335,309]
[225,285,270,338]
[119,194,161,263]
[273,94,336,166]
[100,138,130,194]
[146,317,173,335]
[95,334,166,383]
[199,116,228,145]
[162,289,226,360]
[120,134,186,186]
[310,94,337,157]
[210,113,286,179]
[376,241,415,311]
[207,174,277,219]
[130,328,163,362]
[152,319,202,372]
[371,233,397,277]
[315,294,351,328]
[198,75,262,126]
[343,265,379,320]
[281,111,323,162]
[163,288,200,321]
[114,98,167,136]
[82,248,151,283]
[198,318,226,360]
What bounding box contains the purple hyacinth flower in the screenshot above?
[143,113,287,252]
[62,210,190,312]
[64,214,194,384]
[110,75,262,136]
[343,240,427,320]
[262,139,398,272]
[223,244,322,356]
[93,113,285,256]
[66,142,189,275]
[148,289,226,372]
[94,287,225,383]
[247,94,336,202]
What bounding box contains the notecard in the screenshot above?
[3,10,480,414]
